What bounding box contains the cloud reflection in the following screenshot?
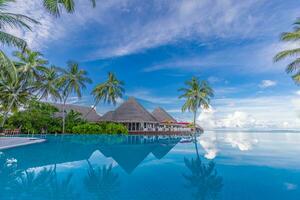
[198,133,218,160]
[224,132,258,151]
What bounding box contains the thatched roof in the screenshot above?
[51,103,101,122]
[152,107,177,123]
[100,97,158,123]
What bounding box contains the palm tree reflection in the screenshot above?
[9,165,75,200]
[85,162,119,200]
[183,141,223,200]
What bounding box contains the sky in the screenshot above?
[6,0,300,130]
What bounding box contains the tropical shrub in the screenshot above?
[72,123,103,134]
[72,122,128,134]
[6,101,61,134]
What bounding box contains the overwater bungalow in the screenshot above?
[100,97,199,134]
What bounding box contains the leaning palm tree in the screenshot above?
[37,66,61,101]
[0,0,38,49]
[179,77,214,135]
[0,61,33,128]
[274,18,300,84]
[58,61,92,133]
[43,0,96,17]
[86,72,124,117]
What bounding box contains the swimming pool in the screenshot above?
[0,131,300,200]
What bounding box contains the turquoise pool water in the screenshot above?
[1,131,300,200]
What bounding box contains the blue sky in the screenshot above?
[7,0,300,129]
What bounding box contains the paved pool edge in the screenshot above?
[0,137,46,150]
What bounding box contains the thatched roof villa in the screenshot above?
[50,97,200,134]
[100,97,198,134]
[51,103,101,122]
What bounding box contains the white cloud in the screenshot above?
[7,0,293,59]
[6,0,64,49]
[296,90,300,96]
[259,80,277,88]
[197,94,300,130]
[219,111,259,128]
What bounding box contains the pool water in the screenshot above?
[1,131,300,200]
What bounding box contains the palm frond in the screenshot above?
[0,30,26,49]
[292,71,300,84]
[274,48,300,62]
[286,58,300,73]
[43,0,96,17]
[280,32,300,41]
[0,12,39,30]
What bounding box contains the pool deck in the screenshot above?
[0,137,46,150]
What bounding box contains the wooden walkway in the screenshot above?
[0,137,46,150]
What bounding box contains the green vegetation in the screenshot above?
[0,0,129,134]
[5,101,61,134]
[58,61,92,134]
[43,0,96,17]
[274,18,300,84]
[88,72,125,117]
[4,101,128,134]
[72,123,128,134]
[179,77,214,134]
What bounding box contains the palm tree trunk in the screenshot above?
[0,98,16,129]
[84,104,97,119]
[62,99,66,134]
[193,110,200,159]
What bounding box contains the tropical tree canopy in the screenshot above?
[57,61,92,133]
[274,18,300,84]
[14,49,48,82]
[92,72,125,106]
[0,0,38,49]
[37,66,61,101]
[179,77,214,113]
[43,0,96,17]
[58,61,92,101]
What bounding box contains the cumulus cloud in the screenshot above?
[259,80,277,88]
[197,94,300,130]
[220,111,254,128]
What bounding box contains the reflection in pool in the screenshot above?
[0,131,300,199]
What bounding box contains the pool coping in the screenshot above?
[0,137,46,150]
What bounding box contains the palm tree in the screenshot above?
[179,77,214,135]
[0,0,38,49]
[87,72,124,117]
[14,49,48,84]
[43,0,96,17]
[274,18,300,84]
[37,66,61,101]
[0,62,32,128]
[58,61,92,133]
